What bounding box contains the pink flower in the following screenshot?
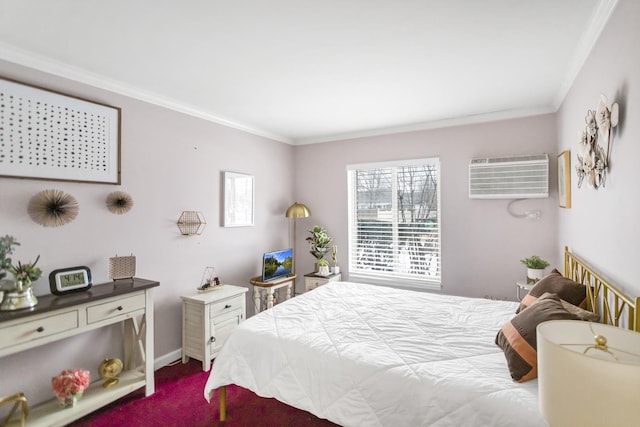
[52,369,90,399]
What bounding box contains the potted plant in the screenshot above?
[0,235,20,281]
[520,255,550,283]
[317,259,330,276]
[306,225,333,272]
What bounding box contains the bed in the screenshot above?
[204,247,639,426]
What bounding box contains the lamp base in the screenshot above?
[0,287,39,311]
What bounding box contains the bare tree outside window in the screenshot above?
[348,160,441,288]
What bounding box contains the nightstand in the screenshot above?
[304,272,342,292]
[181,285,248,371]
[516,281,534,300]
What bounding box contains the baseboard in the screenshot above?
[154,348,183,370]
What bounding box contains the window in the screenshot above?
[347,158,441,290]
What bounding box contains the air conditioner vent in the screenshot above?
[469,154,549,199]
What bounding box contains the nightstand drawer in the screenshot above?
[306,279,325,291]
[87,294,145,323]
[304,272,341,292]
[0,310,78,348]
[210,295,244,319]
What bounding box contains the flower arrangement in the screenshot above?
[8,255,42,284]
[331,245,338,267]
[52,369,90,405]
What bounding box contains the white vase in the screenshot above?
[331,266,340,274]
[318,266,330,276]
[527,268,545,284]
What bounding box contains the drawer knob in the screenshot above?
[116,306,123,311]
[36,326,45,333]
[224,304,231,309]
[210,336,216,343]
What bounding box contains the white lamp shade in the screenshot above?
[537,320,640,427]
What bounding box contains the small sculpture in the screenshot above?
[27,189,79,227]
[198,267,222,292]
[98,358,124,388]
[576,94,619,189]
[106,191,134,214]
[0,392,28,426]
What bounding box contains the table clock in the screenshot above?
[49,266,92,295]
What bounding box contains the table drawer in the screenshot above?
[87,293,145,323]
[210,295,244,319]
[0,310,78,349]
[306,278,326,291]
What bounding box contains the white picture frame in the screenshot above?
[223,171,254,227]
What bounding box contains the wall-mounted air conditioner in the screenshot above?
[469,154,549,199]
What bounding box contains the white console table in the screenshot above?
[0,278,159,427]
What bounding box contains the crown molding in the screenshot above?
[552,0,619,108]
[2,0,617,149]
[294,106,557,145]
[0,43,293,144]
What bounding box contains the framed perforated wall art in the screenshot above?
[0,78,121,184]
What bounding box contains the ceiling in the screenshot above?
[0,0,615,144]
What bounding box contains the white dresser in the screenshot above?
[181,285,248,371]
[0,278,159,427]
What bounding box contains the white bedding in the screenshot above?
[204,281,548,427]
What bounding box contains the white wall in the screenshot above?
[0,60,294,404]
[557,0,640,297]
[293,114,559,299]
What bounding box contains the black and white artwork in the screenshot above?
[0,78,121,184]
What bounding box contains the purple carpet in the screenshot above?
[70,359,338,427]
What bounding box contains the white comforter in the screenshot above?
[204,282,548,427]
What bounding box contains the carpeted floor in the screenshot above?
[70,359,338,427]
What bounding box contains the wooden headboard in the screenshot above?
[563,246,640,332]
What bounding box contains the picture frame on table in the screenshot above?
[558,150,571,208]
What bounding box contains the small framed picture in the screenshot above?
[558,150,571,208]
[223,171,254,227]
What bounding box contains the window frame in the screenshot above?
[347,158,442,291]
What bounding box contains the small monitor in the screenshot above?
[262,248,293,282]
